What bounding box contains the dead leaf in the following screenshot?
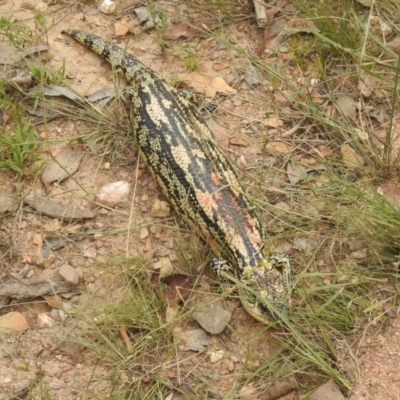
[229,132,250,147]
[41,143,84,192]
[44,227,91,251]
[335,95,356,118]
[238,384,258,398]
[274,91,292,107]
[208,119,230,148]
[309,379,345,400]
[340,144,364,169]
[0,184,21,213]
[180,329,210,352]
[0,279,81,302]
[266,1,288,25]
[317,144,333,158]
[208,77,237,96]
[357,74,373,98]
[24,196,94,221]
[281,122,303,138]
[300,157,316,166]
[293,236,309,251]
[260,18,293,52]
[162,24,200,40]
[312,96,325,105]
[286,162,326,184]
[0,43,48,65]
[212,62,229,71]
[265,141,292,154]
[177,72,236,97]
[259,376,298,400]
[30,84,83,102]
[86,87,118,111]
[367,107,386,123]
[87,87,116,102]
[263,117,284,128]
[243,64,264,87]
[43,295,63,309]
[286,162,307,184]
[27,107,60,125]
[32,234,43,246]
[115,16,130,36]
[258,29,278,56]
[21,2,35,10]
[177,71,211,94]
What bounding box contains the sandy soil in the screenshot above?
[1,1,400,399]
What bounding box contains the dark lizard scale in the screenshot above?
[138,87,261,268]
[62,30,292,323]
[62,30,266,269]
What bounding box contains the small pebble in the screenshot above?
[98,0,115,14]
[150,199,171,218]
[37,313,54,329]
[0,312,29,334]
[96,181,130,207]
[58,264,81,285]
[34,1,48,12]
[139,227,149,240]
[208,350,224,364]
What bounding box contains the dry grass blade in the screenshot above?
[2,0,400,398]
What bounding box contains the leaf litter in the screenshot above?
[0,0,400,398]
[41,143,84,192]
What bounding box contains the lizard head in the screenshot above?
[239,253,294,324]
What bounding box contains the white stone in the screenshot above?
[96,181,130,207]
[208,350,224,363]
[58,264,81,285]
[98,0,116,14]
[37,313,54,329]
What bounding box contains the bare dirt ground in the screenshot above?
[1,1,400,399]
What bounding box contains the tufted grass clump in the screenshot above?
[0,119,44,176]
[1,0,400,397]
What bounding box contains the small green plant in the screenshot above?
[295,0,363,60]
[26,59,66,85]
[0,119,43,176]
[147,3,168,32]
[34,11,47,31]
[34,11,56,45]
[68,256,176,397]
[181,48,201,71]
[0,15,33,48]
[0,81,25,124]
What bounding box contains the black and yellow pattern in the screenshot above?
[62,29,294,323]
